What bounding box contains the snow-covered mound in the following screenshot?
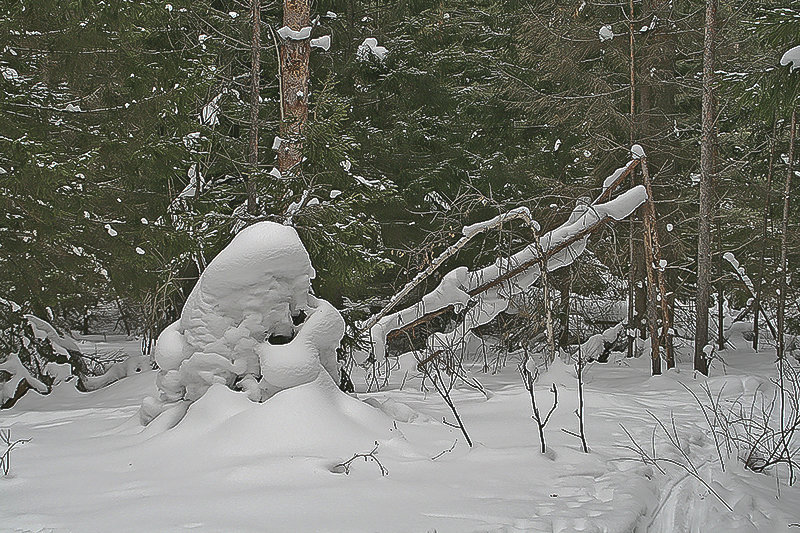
[141,222,357,427]
[141,374,395,460]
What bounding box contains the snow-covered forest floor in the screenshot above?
[3,324,799,533]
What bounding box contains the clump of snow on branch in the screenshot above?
[24,314,82,358]
[602,160,637,194]
[722,252,755,296]
[780,45,800,73]
[462,207,538,238]
[200,93,222,126]
[0,65,19,81]
[598,25,614,42]
[357,38,388,62]
[360,206,541,336]
[311,36,331,51]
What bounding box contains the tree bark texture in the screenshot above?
[277,0,311,174]
[247,0,262,215]
[694,0,716,375]
[753,120,777,351]
[777,109,796,361]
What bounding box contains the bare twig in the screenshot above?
[431,439,458,460]
[1,428,31,476]
[332,441,388,476]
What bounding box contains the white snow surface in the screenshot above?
[2,327,799,532]
[142,221,346,424]
[780,45,800,72]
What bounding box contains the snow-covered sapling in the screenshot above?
[410,332,476,447]
[519,350,558,454]
[561,340,589,453]
[1,428,30,476]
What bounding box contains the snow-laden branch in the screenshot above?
[360,207,539,335]
[360,169,647,362]
[722,252,777,338]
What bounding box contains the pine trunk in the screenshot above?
[777,110,796,361]
[716,218,725,351]
[277,0,311,174]
[558,272,570,348]
[626,0,636,359]
[694,0,716,375]
[753,120,777,351]
[247,0,261,215]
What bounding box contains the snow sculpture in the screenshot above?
[141,222,343,425]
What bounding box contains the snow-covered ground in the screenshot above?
[2,326,799,532]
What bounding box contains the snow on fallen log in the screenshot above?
[577,322,625,362]
[361,183,648,363]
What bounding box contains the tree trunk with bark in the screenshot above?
[777,110,796,361]
[247,0,262,215]
[694,0,717,375]
[753,120,777,351]
[626,0,637,360]
[558,271,571,348]
[277,0,311,174]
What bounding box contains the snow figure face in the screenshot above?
[142,222,343,424]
